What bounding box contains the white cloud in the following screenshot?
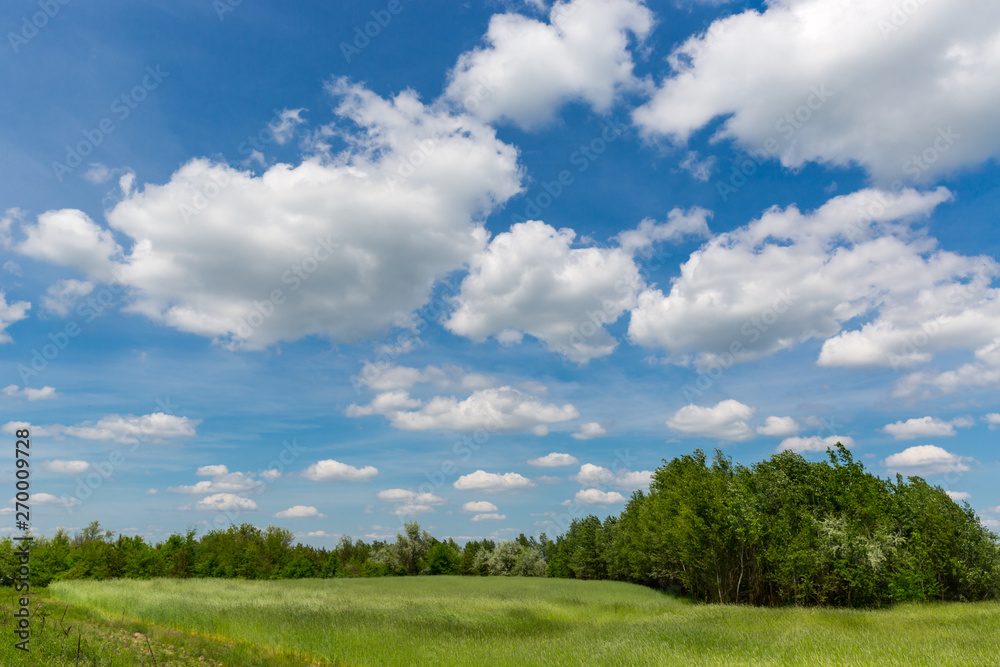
[572,463,651,490]
[677,151,716,182]
[41,279,94,316]
[83,163,113,184]
[572,488,626,505]
[268,108,307,145]
[0,291,30,344]
[0,208,22,248]
[377,489,445,505]
[19,81,521,351]
[573,463,615,486]
[345,390,423,417]
[445,220,643,362]
[984,413,1000,430]
[615,208,712,254]
[630,188,1000,375]
[196,464,229,477]
[1,421,63,438]
[895,342,1000,397]
[387,504,436,516]
[168,470,263,495]
[351,386,578,435]
[883,445,973,476]
[42,460,90,475]
[63,412,199,444]
[778,435,855,454]
[666,399,756,441]
[302,459,378,482]
[10,413,198,444]
[444,0,653,128]
[757,416,801,437]
[471,512,507,522]
[194,493,258,512]
[454,470,535,493]
[882,416,962,440]
[31,493,78,509]
[614,469,653,491]
[946,491,971,502]
[274,505,325,518]
[462,501,499,513]
[2,385,57,401]
[306,530,330,537]
[17,209,123,282]
[527,452,579,467]
[572,422,607,440]
[633,0,1000,182]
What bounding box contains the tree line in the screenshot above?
[2,445,997,607]
[548,446,1000,606]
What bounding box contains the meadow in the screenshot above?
[1,577,996,666]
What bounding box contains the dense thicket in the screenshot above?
[3,446,996,607]
[547,446,1000,606]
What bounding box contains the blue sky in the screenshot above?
[2,0,999,546]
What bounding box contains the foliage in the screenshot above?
[2,445,996,608]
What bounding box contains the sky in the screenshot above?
[1,0,999,547]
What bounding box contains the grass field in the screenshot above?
[1,577,997,665]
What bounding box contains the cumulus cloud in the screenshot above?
[984,413,1000,430]
[883,445,973,476]
[196,464,229,477]
[194,493,258,512]
[471,512,507,522]
[31,493,78,509]
[2,385,57,401]
[666,399,756,441]
[274,505,325,518]
[454,470,535,493]
[302,459,378,482]
[0,291,30,344]
[446,211,711,363]
[16,209,123,282]
[42,460,90,475]
[168,469,263,495]
[777,435,855,454]
[445,220,643,362]
[570,488,626,505]
[895,340,1000,397]
[631,188,1000,376]
[63,413,199,444]
[349,386,578,435]
[571,422,607,440]
[376,489,446,517]
[462,501,499,513]
[444,0,653,128]
[633,0,1000,182]
[946,491,971,502]
[527,452,579,467]
[882,416,967,440]
[757,416,801,437]
[572,463,651,490]
[614,469,653,491]
[18,81,521,351]
[615,208,712,254]
[7,413,198,444]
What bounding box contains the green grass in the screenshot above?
[3,577,994,665]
